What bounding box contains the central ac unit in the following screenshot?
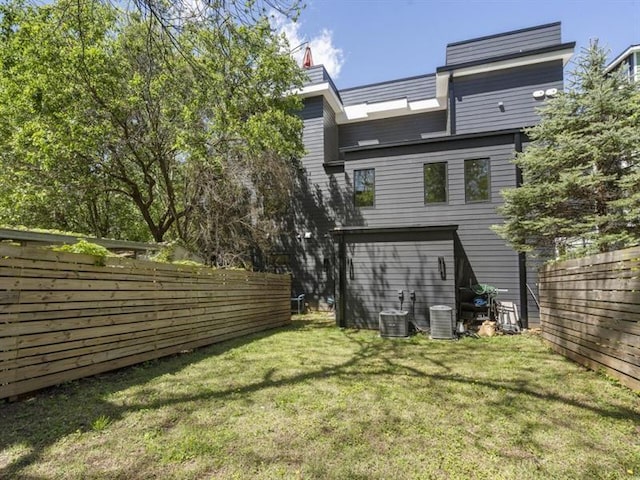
[430,305,454,339]
[379,310,409,338]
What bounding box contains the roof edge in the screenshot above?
[339,72,436,94]
[605,44,640,73]
[331,225,459,236]
[437,42,576,73]
[446,22,561,48]
[340,128,523,154]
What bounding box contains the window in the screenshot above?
[423,162,447,204]
[354,168,375,207]
[464,158,490,203]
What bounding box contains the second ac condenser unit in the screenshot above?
[430,305,454,339]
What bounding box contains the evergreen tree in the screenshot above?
[496,41,640,257]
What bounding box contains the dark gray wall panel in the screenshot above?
[454,61,563,134]
[446,23,561,65]
[303,66,326,85]
[300,96,324,120]
[345,237,455,329]
[291,25,569,323]
[342,141,522,311]
[340,75,436,106]
[323,99,339,163]
[289,97,353,308]
[338,112,447,148]
[289,97,331,302]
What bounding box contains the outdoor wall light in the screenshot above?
[533,88,558,100]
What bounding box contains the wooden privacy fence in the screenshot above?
[0,245,291,400]
[539,246,640,391]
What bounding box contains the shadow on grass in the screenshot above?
[1,318,638,478]
[0,323,294,479]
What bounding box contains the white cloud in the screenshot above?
[271,13,344,79]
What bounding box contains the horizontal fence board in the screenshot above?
[0,245,290,281]
[2,300,289,337]
[540,296,640,321]
[0,246,291,399]
[0,244,99,265]
[2,304,290,351]
[538,270,640,286]
[0,294,287,322]
[540,305,640,337]
[538,263,638,281]
[537,277,640,292]
[0,289,288,313]
[542,319,640,367]
[6,287,286,306]
[541,329,639,381]
[0,314,288,399]
[538,286,640,306]
[540,246,640,272]
[1,308,291,369]
[542,332,640,381]
[0,265,290,288]
[0,311,289,382]
[542,333,640,392]
[540,298,640,324]
[0,276,288,292]
[540,247,640,391]
[0,306,290,362]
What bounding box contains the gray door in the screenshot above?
[344,238,455,329]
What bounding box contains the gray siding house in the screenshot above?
[606,44,640,82]
[285,22,575,330]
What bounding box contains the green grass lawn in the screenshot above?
[1,313,639,479]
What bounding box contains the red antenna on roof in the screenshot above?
[302,46,313,69]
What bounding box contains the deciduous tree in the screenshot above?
[0,0,304,262]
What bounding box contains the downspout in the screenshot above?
[514,132,528,328]
[448,74,456,135]
[336,231,347,327]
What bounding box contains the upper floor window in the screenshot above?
[354,168,375,207]
[424,162,448,204]
[464,158,490,203]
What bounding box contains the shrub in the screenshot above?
[53,239,112,266]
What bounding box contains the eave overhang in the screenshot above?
[295,42,574,125]
[331,225,459,237]
[293,82,446,124]
[605,44,640,73]
[437,42,576,76]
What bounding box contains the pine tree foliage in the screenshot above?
[496,42,640,257]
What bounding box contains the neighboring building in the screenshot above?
[606,44,640,82]
[285,22,574,330]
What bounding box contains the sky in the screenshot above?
[276,0,640,89]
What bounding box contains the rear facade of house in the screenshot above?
[283,22,575,330]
